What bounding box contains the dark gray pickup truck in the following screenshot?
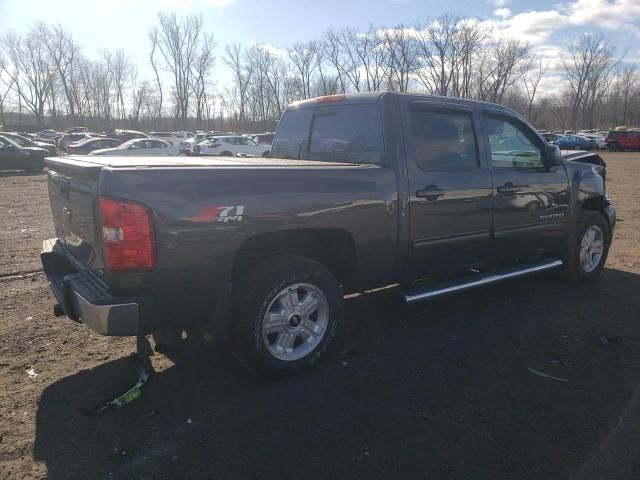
[41,92,615,378]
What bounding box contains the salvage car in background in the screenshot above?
[0,132,57,155]
[555,135,597,150]
[605,130,640,151]
[252,132,275,145]
[582,134,606,149]
[195,135,271,157]
[58,133,93,150]
[89,138,180,156]
[66,137,122,155]
[0,136,46,171]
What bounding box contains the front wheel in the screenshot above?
[562,210,611,282]
[232,255,342,379]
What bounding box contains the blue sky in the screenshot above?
[1,0,639,93]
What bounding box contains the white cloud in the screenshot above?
[493,8,512,19]
[562,0,640,28]
[481,10,570,44]
[487,0,511,6]
[257,43,287,57]
[558,0,640,37]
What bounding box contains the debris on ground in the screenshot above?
[26,367,37,380]
[527,367,568,382]
[597,336,623,346]
[409,406,434,421]
[546,352,574,368]
[341,348,358,356]
[85,336,154,415]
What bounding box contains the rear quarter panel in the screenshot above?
[98,165,399,330]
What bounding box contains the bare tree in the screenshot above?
[562,33,621,130]
[149,28,164,124]
[191,32,215,129]
[224,43,253,123]
[382,25,418,92]
[3,28,56,127]
[0,52,15,127]
[150,13,215,129]
[38,23,81,122]
[288,41,317,98]
[477,38,531,104]
[523,58,549,119]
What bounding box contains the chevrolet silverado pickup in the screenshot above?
[41,92,615,378]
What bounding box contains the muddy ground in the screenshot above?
[1,153,639,480]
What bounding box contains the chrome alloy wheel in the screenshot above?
[261,283,329,361]
[580,225,605,273]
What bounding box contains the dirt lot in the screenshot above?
[1,153,640,480]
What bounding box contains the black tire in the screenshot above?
[562,210,611,282]
[262,150,270,158]
[574,144,581,150]
[232,255,343,379]
[608,142,619,152]
[220,151,232,156]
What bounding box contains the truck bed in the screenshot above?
[46,155,365,170]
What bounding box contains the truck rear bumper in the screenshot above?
[41,238,152,336]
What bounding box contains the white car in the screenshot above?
[583,134,606,149]
[89,138,181,156]
[196,136,271,157]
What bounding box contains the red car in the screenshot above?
[605,130,640,151]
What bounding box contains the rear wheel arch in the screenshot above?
[231,228,357,293]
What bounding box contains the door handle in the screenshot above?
[497,183,520,195]
[416,185,444,201]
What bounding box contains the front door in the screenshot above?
[405,102,493,281]
[481,111,571,266]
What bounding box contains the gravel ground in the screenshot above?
[1,153,639,480]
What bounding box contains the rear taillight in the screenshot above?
[99,197,155,272]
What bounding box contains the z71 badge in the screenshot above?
[192,205,245,223]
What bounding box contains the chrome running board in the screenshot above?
[402,259,563,304]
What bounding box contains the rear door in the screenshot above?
[481,110,570,265]
[404,101,493,280]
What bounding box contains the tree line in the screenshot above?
[0,13,638,133]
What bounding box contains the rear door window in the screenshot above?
[271,104,384,164]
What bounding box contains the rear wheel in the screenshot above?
[232,255,342,379]
[608,142,619,152]
[220,151,232,156]
[562,210,610,282]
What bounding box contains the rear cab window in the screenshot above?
[271,103,385,165]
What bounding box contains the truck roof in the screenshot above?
[288,91,517,113]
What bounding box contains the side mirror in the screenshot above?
[544,143,563,167]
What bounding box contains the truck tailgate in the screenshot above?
[46,157,104,269]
